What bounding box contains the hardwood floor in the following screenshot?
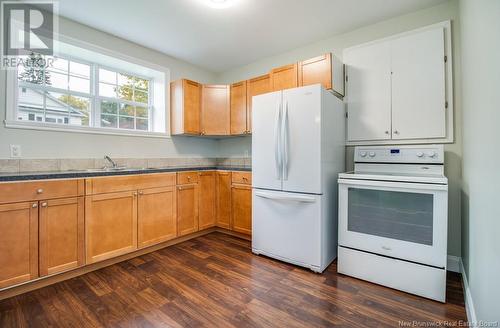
[0,232,467,327]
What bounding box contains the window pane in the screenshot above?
[48,72,68,90]
[135,78,149,91]
[118,73,132,86]
[49,57,68,74]
[70,61,90,79]
[99,83,116,98]
[136,106,148,118]
[17,87,44,121]
[69,76,90,93]
[119,116,134,129]
[117,86,133,101]
[119,104,134,116]
[99,68,116,84]
[60,95,90,127]
[101,114,117,128]
[136,118,148,131]
[134,90,148,104]
[101,100,117,114]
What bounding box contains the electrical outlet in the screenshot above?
[10,145,21,158]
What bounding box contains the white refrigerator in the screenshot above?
[251,84,345,272]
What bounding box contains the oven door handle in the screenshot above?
[338,178,448,191]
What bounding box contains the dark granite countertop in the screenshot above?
[0,166,251,182]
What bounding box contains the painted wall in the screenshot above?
[459,0,500,322]
[216,0,463,257]
[0,16,219,159]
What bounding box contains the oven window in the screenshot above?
[348,188,433,245]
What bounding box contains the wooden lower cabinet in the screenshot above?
[85,191,138,264]
[216,171,232,229]
[198,172,216,230]
[39,197,84,276]
[0,202,38,289]
[231,184,252,235]
[176,184,199,236]
[137,186,177,249]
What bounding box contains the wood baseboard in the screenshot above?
[0,228,217,301]
[215,227,251,241]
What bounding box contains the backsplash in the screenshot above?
[0,157,251,173]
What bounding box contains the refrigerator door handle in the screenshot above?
[282,100,289,180]
[255,191,316,203]
[274,98,283,180]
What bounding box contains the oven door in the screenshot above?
[338,178,448,268]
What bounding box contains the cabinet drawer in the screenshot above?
[86,173,175,195]
[231,172,252,185]
[177,171,199,185]
[0,179,83,204]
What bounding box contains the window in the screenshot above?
[6,40,168,136]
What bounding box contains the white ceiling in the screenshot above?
[57,0,447,72]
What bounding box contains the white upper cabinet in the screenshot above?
[344,41,392,141]
[391,27,446,140]
[344,21,453,145]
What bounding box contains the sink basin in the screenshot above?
[85,166,129,172]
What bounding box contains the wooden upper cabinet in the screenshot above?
[198,171,216,230]
[0,202,38,289]
[215,171,232,229]
[230,81,248,135]
[85,191,138,264]
[246,74,270,132]
[270,63,298,92]
[170,79,201,135]
[176,184,199,236]
[201,84,230,135]
[39,197,84,277]
[137,186,177,249]
[231,184,252,235]
[298,53,345,96]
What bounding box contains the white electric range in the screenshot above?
[337,145,448,302]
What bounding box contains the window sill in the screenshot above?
[4,120,171,139]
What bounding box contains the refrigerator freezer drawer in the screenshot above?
[252,189,322,271]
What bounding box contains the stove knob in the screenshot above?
[427,151,437,158]
[360,151,367,157]
[369,152,376,158]
[416,152,424,158]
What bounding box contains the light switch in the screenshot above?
[10,145,21,158]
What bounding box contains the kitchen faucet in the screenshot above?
[104,155,118,169]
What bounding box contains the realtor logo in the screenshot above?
[1,1,57,61]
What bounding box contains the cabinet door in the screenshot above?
[137,186,177,248]
[230,81,248,135]
[201,84,230,135]
[177,184,199,236]
[216,171,232,229]
[85,191,137,264]
[183,79,201,134]
[344,41,392,141]
[39,197,84,276]
[0,202,38,289]
[247,74,270,132]
[298,54,332,89]
[391,27,446,139]
[198,172,216,230]
[231,184,252,235]
[270,63,298,92]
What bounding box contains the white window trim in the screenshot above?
[4,32,170,138]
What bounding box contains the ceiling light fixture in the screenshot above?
[203,0,236,9]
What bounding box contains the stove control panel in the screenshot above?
[354,145,444,164]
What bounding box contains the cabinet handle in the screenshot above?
[393,130,399,135]
[36,188,44,194]
[385,131,389,135]
[41,202,48,207]
[32,203,38,208]
[138,191,144,195]
[187,176,191,180]
[133,192,138,196]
